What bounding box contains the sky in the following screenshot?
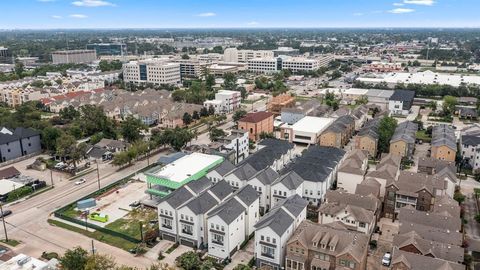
[0,0,479,29]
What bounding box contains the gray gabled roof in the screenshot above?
[389,90,415,102]
[282,146,345,183]
[160,186,196,209]
[187,176,213,194]
[254,195,308,235]
[461,135,480,146]
[208,197,245,224]
[182,180,234,215]
[241,138,294,171]
[253,168,279,185]
[273,171,304,190]
[211,160,236,176]
[13,127,41,139]
[235,184,258,206]
[232,163,258,180]
[209,180,233,201]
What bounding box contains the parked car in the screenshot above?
[382,252,392,266]
[0,210,12,218]
[129,201,141,208]
[54,162,66,169]
[75,178,86,185]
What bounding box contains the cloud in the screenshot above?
[51,15,63,19]
[353,12,364,16]
[72,0,115,7]
[196,12,216,17]
[403,0,435,5]
[388,8,415,13]
[393,2,405,6]
[69,14,88,18]
[247,21,259,26]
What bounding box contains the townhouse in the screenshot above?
[207,185,260,260]
[388,90,415,116]
[281,146,346,205]
[460,124,480,171]
[354,117,381,157]
[417,157,455,175]
[391,249,464,270]
[206,159,236,184]
[431,124,457,162]
[157,177,213,242]
[389,121,418,159]
[268,94,296,116]
[337,150,369,194]
[270,172,304,208]
[254,195,308,270]
[203,90,241,114]
[365,153,402,198]
[383,171,448,219]
[318,190,380,234]
[285,221,369,270]
[318,115,355,148]
[176,180,233,248]
[0,127,41,163]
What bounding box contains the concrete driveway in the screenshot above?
[225,238,255,270]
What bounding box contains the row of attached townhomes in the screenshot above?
[389,121,418,159]
[354,117,382,157]
[0,127,42,163]
[460,123,480,172]
[431,124,457,162]
[390,198,464,270]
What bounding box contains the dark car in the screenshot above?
[0,210,12,218]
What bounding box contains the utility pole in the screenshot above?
[96,161,100,190]
[50,170,54,187]
[91,240,95,255]
[139,222,144,243]
[0,204,8,242]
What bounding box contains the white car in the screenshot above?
[382,252,392,266]
[75,178,86,185]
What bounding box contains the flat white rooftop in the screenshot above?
[357,70,480,87]
[153,153,223,183]
[291,116,334,134]
[0,180,25,196]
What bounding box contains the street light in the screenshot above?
[0,203,8,242]
[83,210,90,231]
[95,160,100,190]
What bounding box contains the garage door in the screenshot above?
[162,233,176,242]
[180,239,195,248]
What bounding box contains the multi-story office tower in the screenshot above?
[86,43,127,56]
[224,48,274,63]
[122,59,181,85]
[51,50,97,64]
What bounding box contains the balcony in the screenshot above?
[261,252,275,259]
[161,224,172,229]
[212,239,224,246]
[182,229,193,235]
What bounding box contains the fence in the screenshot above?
[53,163,158,245]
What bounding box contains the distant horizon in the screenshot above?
[1,27,480,31]
[1,0,479,30]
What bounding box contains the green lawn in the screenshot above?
[104,218,142,240]
[416,130,432,143]
[47,219,137,251]
[0,239,21,247]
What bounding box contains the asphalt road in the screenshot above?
[1,151,170,267]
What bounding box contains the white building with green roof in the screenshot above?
[146,153,224,197]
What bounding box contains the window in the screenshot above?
[261,235,264,241]
[161,218,172,229]
[273,238,276,244]
[181,224,193,235]
[359,222,366,228]
[181,214,184,220]
[212,233,224,245]
[267,237,270,242]
[261,245,275,259]
[221,226,224,231]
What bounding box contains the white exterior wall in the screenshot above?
[247,58,278,73]
[270,182,303,208]
[158,202,178,239]
[206,170,224,183]
[224,132,250,163]
[389,100,408,115]
[208,214,244,259]
[337,172,364,194]
[244,197,260,237]
[224,173,246,190]
[302,180,328,204]
[319,209,371,234]
[248,178,270,211]
[461,142,480,171]
[177,207,203,246]
[123,61,180,85]
[255,227,284,267]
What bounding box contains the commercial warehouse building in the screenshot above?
[51,49,97,64]
[145,153,224,197]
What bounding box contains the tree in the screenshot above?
[378,117,398,155]
[429,100,438,111]
[233,109,247,122]
[60,247,89,270]
[329,70,342,80]
[233,265,252,270]
[112,151,131,167]
[209,127,226,142]
[223,72,237,90]
[199,107,209,117]
[443,95,458,114]
[41,127,62,151]
[56,134,87,170]
[121,116,146,143]
[181,54,190,60]
[175,251,201,270]
[60,106,80,121]
[259,132,275,140]
[205,74,215,91]
[192,111,200,120]
[14,62,24,77]
[84,254,116,270]
[183,112,193,126]
[208,105,215,115]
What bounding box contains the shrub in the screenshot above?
[41,251,59,260]
[165,243,179,254]
[369,240,378,249]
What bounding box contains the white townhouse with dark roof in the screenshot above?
[254,195,308,270]
[207,185,259,260]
